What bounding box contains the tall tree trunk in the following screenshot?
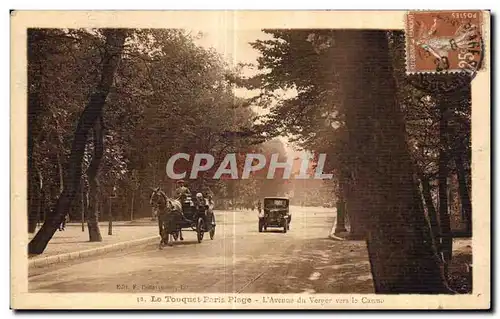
[455,154,472,236]
[28,29,127,255]
[344,182,366,239]
[331,30,451,293]
[81,178,87,232]
[130,191,135,221]
[56,147,65,224]
[334,198,347,234]
[38,178,45,227]
[419,173,440,243]
[438,100,453,277]
[87,116,104,242]
[39,171,46,224]
[108,196,113,235]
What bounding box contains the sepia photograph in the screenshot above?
[10,10,490,309]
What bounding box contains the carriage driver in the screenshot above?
[175,180,192,201]
[175,180,193,222]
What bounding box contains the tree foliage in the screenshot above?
[27,28,288,237]
[241,29,472,293]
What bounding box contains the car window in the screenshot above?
[264,199,288,208]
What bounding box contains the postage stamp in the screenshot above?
[10,10,490,311]
[405,10,485,74]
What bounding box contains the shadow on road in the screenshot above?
[168,240,201,247]
[260,230,287,234]
[30,237,473,295]
[31,236,373,294]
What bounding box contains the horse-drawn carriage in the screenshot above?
[150,187,216,248]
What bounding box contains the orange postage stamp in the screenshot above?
[405,10,485,74]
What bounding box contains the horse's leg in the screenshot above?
[170,214,178,241]
[159,230,164,249]
[158,224,164,249]
[168,232,174,246]
[158,215,163,239]
[175,212,184,241]
[159,216,169,246]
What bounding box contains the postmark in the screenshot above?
[405,11,484,75]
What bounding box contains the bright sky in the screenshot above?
[193,29,307,160]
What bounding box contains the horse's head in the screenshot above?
[150,187,167,208]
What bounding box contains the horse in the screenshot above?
[150,187,184,248]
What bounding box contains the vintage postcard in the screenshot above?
[11,10,491,310]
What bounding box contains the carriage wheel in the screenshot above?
[196,218,205,243]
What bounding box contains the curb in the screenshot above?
[28,235,160,270]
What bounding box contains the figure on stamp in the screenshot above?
[414,17,480,71]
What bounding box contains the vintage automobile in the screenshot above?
[258,197,291,233]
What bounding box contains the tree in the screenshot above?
[27,29,47,233]
[28,29,128,255]
[86,115,104,242]
[325,31,452,293]
[245,29,454,293]
[27,29,106,232]
[239,30,368,237]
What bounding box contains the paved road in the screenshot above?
[29,206,373,294]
